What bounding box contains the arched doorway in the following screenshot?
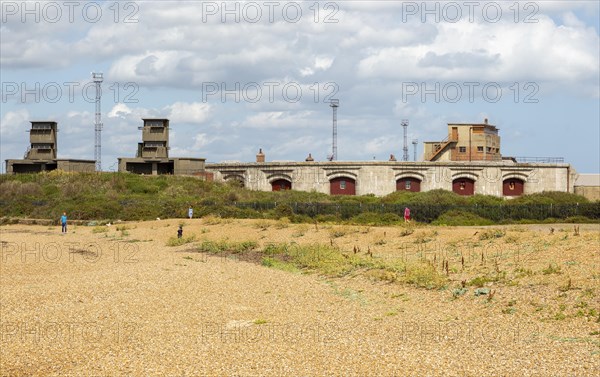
[271,179,292,191]
[396,177,421,192]
[330,177,356,195]
[503,178,524,196]
[452,178,475,196]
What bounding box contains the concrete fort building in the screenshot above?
[5,121,95,174]
[117,119,206,176]
[423,119,501,162]
[206,120,577,198]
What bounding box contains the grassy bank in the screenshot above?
[0,171,597,225]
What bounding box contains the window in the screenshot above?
[459,147,466,153]
[477,146,483,152]
[33,143,52,149]
[487,147,491,153]
[405,180,411,189]
[340,180,346,189]
[32,124,52,129]
[144,142,165,148]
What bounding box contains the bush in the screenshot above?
[273,203,294,219]
[478,229,506,240]
[166,234,196,246]
[403,262,446,289]
[564,216,596,223]
[315,214,341,223]
[349,212,402,225]
[1,173,597,223]
[509,191,589,205]
[432,210,495,226]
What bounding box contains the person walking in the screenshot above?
[404,207,411,223]
[61,212,68,233]
[188,206,193,219]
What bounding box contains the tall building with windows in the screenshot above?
[118,118,208,176]
[423,119,501,162]
[5,121,95,174]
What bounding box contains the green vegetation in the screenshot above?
[166,234,197,246]
[192,239,446,288]
[1,172,597,224]
[542,263,562,275]
[431,210,494,226]
[478,229,506,240]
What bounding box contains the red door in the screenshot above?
[330,177,356,195]
[452,178,475,195]
[271,179,291,191]
[503,179,524,196]
[396,178,421,192]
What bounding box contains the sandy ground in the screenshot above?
[1,219,599,376]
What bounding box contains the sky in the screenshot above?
[1,0,599,173]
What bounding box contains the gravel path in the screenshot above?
[1,220,598,376]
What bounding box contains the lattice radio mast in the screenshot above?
[92,72,103,171]
[329,99,339,161]
[402,119,409,161]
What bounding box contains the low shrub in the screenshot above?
[432,210,494,226]
[166,234,197,246]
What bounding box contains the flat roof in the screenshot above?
[575,174,600,187]
[448,123,498,130]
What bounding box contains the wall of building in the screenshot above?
[173,158,206,175]
[5,159,95,174]
[574,174,600,201]
[118,158,206,176]
[56,160,96,173]
[206,161,576,197]
[574,186,600,202]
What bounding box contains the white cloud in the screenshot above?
[164,102,211,124]
[1,1,598,172]
[243,111,315,129]
[108,104,133,119]
[315,56,334,71]
[0,109,30,137]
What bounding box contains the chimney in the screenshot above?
[389,154,397,161]
[484,118,488,125]
[256,148,265,163]
[305,153,314,162]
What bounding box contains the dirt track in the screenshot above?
[1,219,599,376]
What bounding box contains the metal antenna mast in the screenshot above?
[92,72,103,171]
[412,139,418,161]
[330,99,339,161]
[402,119,409,161]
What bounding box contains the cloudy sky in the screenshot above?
[1,1,599,173]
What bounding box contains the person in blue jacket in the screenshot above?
[188,206,193,219]
[61,212,68,233]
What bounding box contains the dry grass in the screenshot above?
[1,219,598,376]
